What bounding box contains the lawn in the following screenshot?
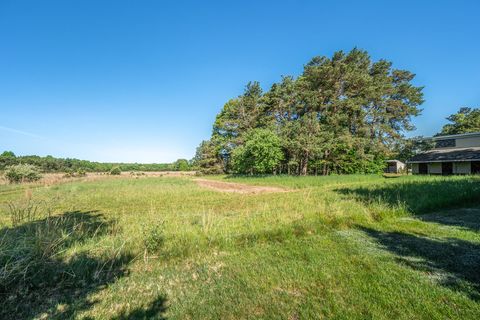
[1,174,480,319]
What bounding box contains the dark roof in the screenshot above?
[408,147,480,163]
[431,132,480,141]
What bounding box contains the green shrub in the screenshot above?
[142,221,165,254]
[4,164,42,183]
[110,167,121,175]
[231,128,284,174]
[63,169,74,178]
[64,168,87,178]
[173,159,190,171]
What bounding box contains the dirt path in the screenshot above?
[194,178,287,194]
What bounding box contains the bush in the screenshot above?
[231,128,284,174]
[63,168,87,178]
[173,159,190,171]
[110,167,121,175]
[4,164,42,183]
[63,169,74,178]
[142,221,165,255]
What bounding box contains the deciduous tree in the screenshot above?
[231,128,283,174]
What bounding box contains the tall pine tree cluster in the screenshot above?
[194,48,424,175]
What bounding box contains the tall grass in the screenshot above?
[0,201,133,318]
[336,175,480,216]
[1,175,479,319]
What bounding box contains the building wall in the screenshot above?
[453,162,471,174]
[412,161,473,175]
[428,163,442,174]
[386,161,406,173]
[412,163,419,174]
[455,136,480,148]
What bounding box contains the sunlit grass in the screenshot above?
[1,174,480,319]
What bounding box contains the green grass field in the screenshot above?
[1,174,480,319]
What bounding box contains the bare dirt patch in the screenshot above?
[194,178,287,194]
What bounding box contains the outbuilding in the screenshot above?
[408,132,480,175]
[385,160,406,174]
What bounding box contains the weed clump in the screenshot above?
[0,201,130,317]
[2,212,112,288]
[76,168,87,177]
[130,171,146,178]
[64,168,87,178]
[7,199,44,226]
[142,221,165,255]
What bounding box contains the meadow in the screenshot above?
[1,174,480,319]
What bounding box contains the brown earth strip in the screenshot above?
[194,178,287,194]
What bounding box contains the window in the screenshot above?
[435,139,456,148]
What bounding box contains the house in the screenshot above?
[408,132,480,175]
[385,160,406,173]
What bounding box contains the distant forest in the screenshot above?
[0,151,190,172]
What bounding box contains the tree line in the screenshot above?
[193,48,424,175]
[0,151,191,173]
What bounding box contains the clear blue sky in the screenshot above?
[1,0,479,163]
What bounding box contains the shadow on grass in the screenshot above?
[420,208,480,233]
[112,295,168,320]
[335,178,480,215]
[360,226,480,300]
[0,210,135,319]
